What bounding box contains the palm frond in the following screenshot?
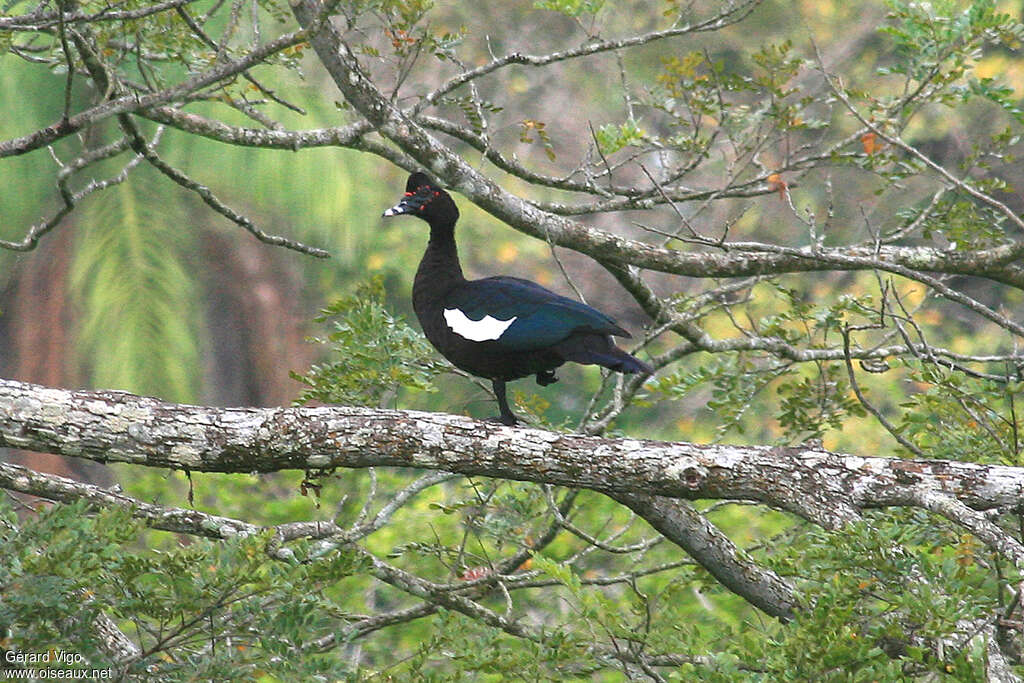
[70,169,199,402]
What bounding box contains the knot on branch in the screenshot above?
[678,465,705,490]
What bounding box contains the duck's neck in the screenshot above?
[414,220,466,307]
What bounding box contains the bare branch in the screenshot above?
[611,492,798,620]
[0,0,201,30]
[140,106,375,149]
[117,115,330,257]
[0,136,139,251]
[822,66,1024,235]
[841,324,926,457]
[0,27,309,159]
[413,0,763,113]
[291,0,1024,294]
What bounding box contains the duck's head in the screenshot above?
[382,172,459,225]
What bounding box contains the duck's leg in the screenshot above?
[492,379,518,426]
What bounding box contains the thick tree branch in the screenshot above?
[611,492,798,620]
[10,377,1024,630]
[2,377,1023,525]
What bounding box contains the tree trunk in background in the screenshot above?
[0,221,315,483]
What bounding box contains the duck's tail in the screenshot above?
[555,334,653,376]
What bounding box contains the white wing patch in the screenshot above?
[444,308,517,342]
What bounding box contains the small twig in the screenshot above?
[55,0,75,122]
[413,0,761,115]
[353,467,378,529]
[587,120,615,190]
[819,59,1024,235]
[1,25,311,159]
[841,324,926,457]
[543,486,662,554]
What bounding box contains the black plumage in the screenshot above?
[383,172,652,425]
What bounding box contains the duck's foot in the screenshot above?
[491,379,519,426]
[486,414,519,427]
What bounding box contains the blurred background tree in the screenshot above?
[4,0,1024,678]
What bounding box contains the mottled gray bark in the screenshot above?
[3,378,1024,517]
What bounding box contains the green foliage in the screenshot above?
[650,51,724,153]
[400,610,579,679]
[519,119,557,161]
[757,512,1000,680]
[0,499,368,679]
[291,277,444,407]
[7,0,1024,677]
[656,51,711,101]
[533,0,605,17]
[775,366,865,441]
[750,39,803,94]
[881,0,1024,79]
[642,38,830,168]
[897,359,1024,464]
[646,281,875,443]
[348,0,465,61]
[877,0,1024,126]
[595,119,646,155]
[919,192,1008,248]
[442,95,504,135]
[962,75,1024,124]
[372,0,435,27]
[0,502,139,662]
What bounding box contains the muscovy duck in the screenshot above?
[383,172,652,425]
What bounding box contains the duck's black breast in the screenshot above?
[413,275,628,381]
